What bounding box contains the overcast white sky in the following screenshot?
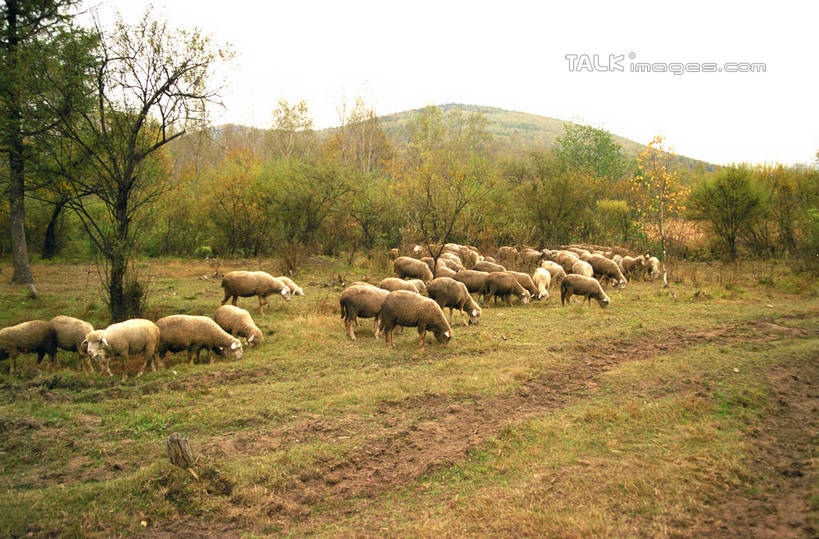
[89,1,818,166]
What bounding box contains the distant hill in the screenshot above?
[374,104,716,172]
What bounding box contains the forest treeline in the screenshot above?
[1,3,817,319]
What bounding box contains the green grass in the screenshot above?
[0,257,816,535]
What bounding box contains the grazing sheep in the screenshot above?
[646,256,662,280]
[587,254,628,288]
[379,290,452,350]
[394,256,434,282]
[507,271,539,299]
[540,260,566,287]
[556,251,581,273]
[520,248,545,270]
[407,279,428,296]
[156,315,243,366]
[439,252,465,271]
[221,271,292,314]
[214,305,263,347]
[82,319,160,381]
[560,275,611,308]
[532,268,552,300]
[619,255,645,279]
[452,269,491,297]
[277,276,304,296]
[379,277,422,294]
[420,256,435,272]
[0,320,57,374]
[495,246,520,269]
[50,315,95,372]
[483,272,532,307]
[426,277,482,326]
[571,260,594,278]
[474,260,506,273]
[339,285,390,340]
[434,263,457,278]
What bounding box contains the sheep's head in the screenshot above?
[434,328,452,345]
[83,330,111,366]
[597,294,611,308]
[247,330,263,348]
[521,291,532,305]
[467,306,481,325]
[538,290,551,301]
[618,277,628,289]
[219,339,243,360]
[280,286,292,302]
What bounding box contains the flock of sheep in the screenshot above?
[0,243,660,377]
[0,271,304,380]
[339,242,661,350]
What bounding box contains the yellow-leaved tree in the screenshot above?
[633,136,689,283]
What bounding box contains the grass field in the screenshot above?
[0,256,817,536]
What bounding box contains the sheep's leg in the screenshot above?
[448,308,454,325]
[120,354,128,383]
[417,328,426,351]
[345,318,356,340]
[8,353,16,374]
[460,308,469,326]
[83,352,95,374]
[385,327,393,347]
[374,315,382,339]
[221,290,231,305]
[258,295,266,315]
[208,347,215,365]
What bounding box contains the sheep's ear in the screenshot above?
[230,341,239,350]
[248,335,255,343]
[281,287,289,295]
[444,331,451,338]
[472,309,478,316]
[101,337,108,347]
[80,339,88,353]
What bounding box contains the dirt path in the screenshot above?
[185,317,813,533]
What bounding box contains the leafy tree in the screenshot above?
[0,0,89,291]
[266,99,315,161]
[634,136,688,271]
[329,97,393,174]
[555,123,626,184]
[43,12,229,321]
[688,165,768,260]
[403,106,489,265]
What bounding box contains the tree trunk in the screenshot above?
[109,191,130,322]
[5,2,35,287]
[42,199,66,259]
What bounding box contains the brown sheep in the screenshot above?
[520,248,545,270]
[221,271,292,314]
[82,319,160,381]
[587,254,628,288]
[0,320,58,374]
[507,271,539,299]
[214,305,264,347]
[540,260,566,287]
[407,279,428,296]
[474,260,506,273]
[560,275,611,308]
[50,315,95,372]
[426,277,482,326]
[532,268,551,300]
[621,255,647,280]
[379,290,452,350]
[452,269,491,302]
[394,256,434,282]
[571,259,594,277]
[339,285,390,340]
[483,272,532,307]
[439,252,465,271]
[555,251,581,273]
[277,276,304,296]
[156,315,243,365]
[495,246,520,269]
[379,277,422,294]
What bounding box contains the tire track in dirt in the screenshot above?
[273,319,812,508]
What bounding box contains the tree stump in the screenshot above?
[166,433,198,479]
